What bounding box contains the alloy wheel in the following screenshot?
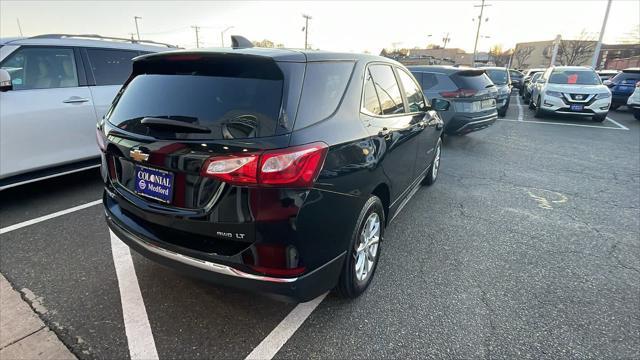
[354,212,380,282]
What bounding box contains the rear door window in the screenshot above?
[107,56,285,140]
[1,47,78,90]
[451,70,494,90]
[368,64,404,115]
[294,61,354,129]
[397,69,426,112]
[86,49,138,85]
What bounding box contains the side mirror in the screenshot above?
[0,69,12,92]
[603,80,612,86]
[431,98,450,112]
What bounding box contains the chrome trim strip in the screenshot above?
[0,164,100,191]
[109,218,299,283]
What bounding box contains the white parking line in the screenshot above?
[0,199,102,235]
[245,292,328,360]
[110,231,159,360]
[514,95,524,121]
[606,116,630,130]
[498,118,627,130]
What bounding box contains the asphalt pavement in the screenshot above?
[1,95,638,359]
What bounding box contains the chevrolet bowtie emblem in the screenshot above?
[130,149,149,162]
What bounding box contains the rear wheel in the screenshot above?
[423,138,442,186]
[337,195,384,299]
[534,96,544,118]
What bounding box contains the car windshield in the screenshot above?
[549,70,601,85]
[485,69,508,85]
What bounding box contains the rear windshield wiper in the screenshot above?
[141,117,211,133]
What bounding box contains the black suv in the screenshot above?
[99,41,447,301]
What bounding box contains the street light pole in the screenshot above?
[221,26,234,47]
[302,14,312,50]
[591,0,613,69]
[472,0,490,65]
[134,16,142,41]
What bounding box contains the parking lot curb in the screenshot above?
[0,274,76,360]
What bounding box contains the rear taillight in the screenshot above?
[201,142,328,188]
[439,88,478,98]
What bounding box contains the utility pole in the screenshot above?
[442,33,451,49]
[16,18,23,36]
[472,0,491,66]
[221,26,234,47]
[134,16,142,41]
[591,0,612,69]
[191,26,201,48]
[302,14,312,50]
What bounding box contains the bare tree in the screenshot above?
[253,39,275,48]
[489,44,512,67]
[513,45,534,68]
[558,31,596,66]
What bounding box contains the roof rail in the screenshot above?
[27,34,179,48]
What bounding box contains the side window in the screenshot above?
[1,47,78,90]
[86,49,138,86]
[368,64,404,115]
[397,69,426,113]
[362,69,382,115]
[295,61,355,129]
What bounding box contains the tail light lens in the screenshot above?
[202,155,259,185]
[439,88,478,98]
[201,142,328,188]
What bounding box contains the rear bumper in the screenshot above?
[106,208,345,302]
[447,112,497,134]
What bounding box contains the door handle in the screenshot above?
[63,97,89,104]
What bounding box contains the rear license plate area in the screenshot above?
[134,165,174,203]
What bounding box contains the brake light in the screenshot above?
[439,88,478,98]
[202,155,259,185]
[201,142,328,188]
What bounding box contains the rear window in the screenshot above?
[107,56,286,140]
[294,61,354,129]
[415,72,457,91]
[485,69,509,85]
[451,70,494,90]
[549,70,600,85]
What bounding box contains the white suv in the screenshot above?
[529,66,611,122]
[0,34,176,190]
[627,82,640,121]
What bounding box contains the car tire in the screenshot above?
[634,110,640,121]
[534,96,544,118]
[336,195,384,299]
[592,114,606,122]
[422,138,442,186]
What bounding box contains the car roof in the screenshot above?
[551,66,594,71]
[1,34,176,52]
[134,46,401,64]
[406,65,477,74]
[482,67,508,71]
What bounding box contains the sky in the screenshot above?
[1,0,638,54]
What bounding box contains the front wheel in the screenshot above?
[336,195,384,299]
[534,96,544,118]
[592,114,606,122]
[422,138,442,186]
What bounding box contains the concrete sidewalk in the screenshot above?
[0,274,75,360]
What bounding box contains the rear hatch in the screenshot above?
[444,69,498,116]
[102,52,305,251]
